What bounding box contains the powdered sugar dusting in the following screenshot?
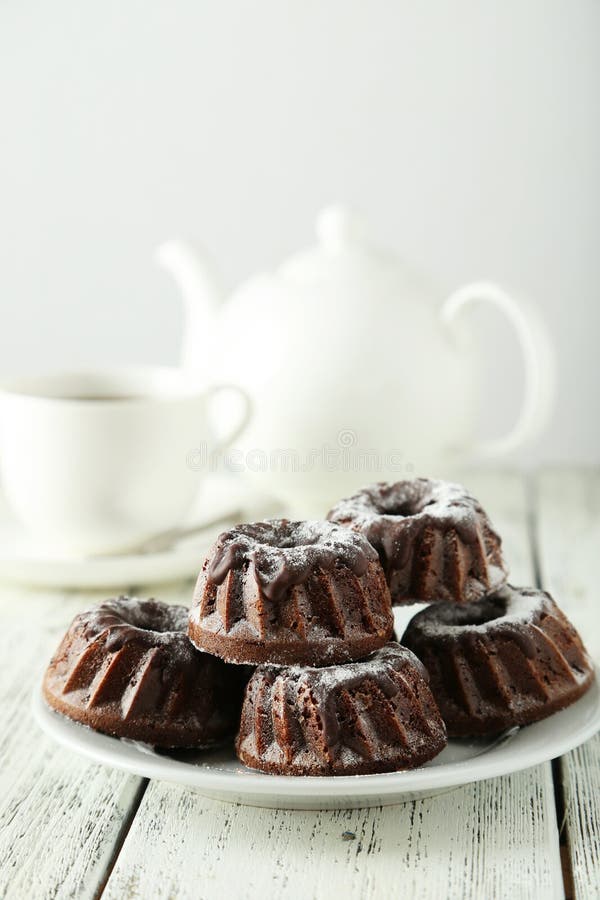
[270,642,422,686]
[79,596,193,660]
[404,585,547,640]
[207,519,378,601]
[329,479,487,533]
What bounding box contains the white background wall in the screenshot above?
[0,0,598,463]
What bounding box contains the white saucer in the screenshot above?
[33,677,600,810]
[0,479,279,589]
[0,507,227,590]
[0,533,215,590]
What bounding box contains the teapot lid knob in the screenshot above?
[316,205,367,252]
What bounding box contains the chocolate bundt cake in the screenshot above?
[44,597,246,748]
[189,519,394,666]
[236,643,447,775]
[327,479,507,606]
[402,585,595,736]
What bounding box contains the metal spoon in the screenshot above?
[90,510,244,558]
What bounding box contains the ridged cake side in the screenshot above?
[328,479,508,605]
[43,597,245,748]
[189,520,394,665]
[236,643,447,775]
[401,586,595,736]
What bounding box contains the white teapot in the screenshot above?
[157,207,554,513]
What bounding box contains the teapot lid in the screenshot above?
[278,205,397,285]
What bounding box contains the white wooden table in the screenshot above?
[1,469,599,900]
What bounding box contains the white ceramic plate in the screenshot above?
[33,676,600,810]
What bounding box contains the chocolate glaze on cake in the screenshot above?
[189,519,394,666]
[328,479,507,605]
[236,643,447,775]
[44,597,246,748]
[402,585,595,736]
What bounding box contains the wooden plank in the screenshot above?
[536,467,600,898]
[103,765,560,900]
[104,471,564,900]
[535,468,600,660]
[0,586,145,899]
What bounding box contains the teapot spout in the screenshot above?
[156,239,223,373]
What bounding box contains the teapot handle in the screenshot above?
[205,383,253,453]
[440,281,555,458]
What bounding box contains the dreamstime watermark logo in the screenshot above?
[187,428,415,475]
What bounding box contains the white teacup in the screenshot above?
[0,366,251,556]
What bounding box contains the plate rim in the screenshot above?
[32,676,600,800]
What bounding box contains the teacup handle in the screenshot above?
[440,281,555,458]
[205,383,253,452]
